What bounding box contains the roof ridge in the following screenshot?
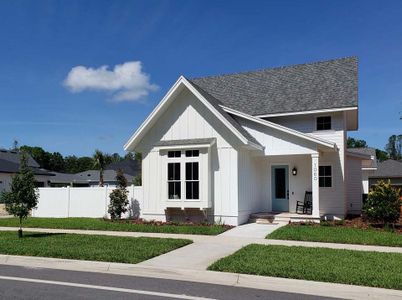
[190,56,357,81]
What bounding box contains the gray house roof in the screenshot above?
[105,159,141,176]
[371,160,402,178]
[347,147,377,169]
[347,147,376,157]
[190,57,357,116]
[0,149,39,168]
[50,160,141,185]
[0,150,53,176]
[188,81,263,147]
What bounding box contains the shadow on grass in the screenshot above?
[20,232,67,238]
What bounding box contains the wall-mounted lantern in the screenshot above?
[292,167,297,176]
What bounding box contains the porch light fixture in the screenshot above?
[292,167,297,176]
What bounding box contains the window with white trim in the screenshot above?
[186,162,199,199]
[319,165,332,187]
[316,116,331,131]
[166,149,200,200]
[168,162,181,199]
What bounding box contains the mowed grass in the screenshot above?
[268,224,402,247]
[208,244,402,290]
[0,218,228,235]
[0,231,191,264]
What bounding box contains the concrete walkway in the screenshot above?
[2,224,402,271]
[0,254,401,300]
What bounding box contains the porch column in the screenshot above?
[311,153,320,218]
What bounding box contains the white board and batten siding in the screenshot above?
[32,186,143,218]
[136,89,241,225]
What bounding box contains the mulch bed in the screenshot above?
[307,216,402,234]
[103,218,234,229]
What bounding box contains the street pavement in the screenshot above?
[0,265,334,300]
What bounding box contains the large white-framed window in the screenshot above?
[166,150,200,201]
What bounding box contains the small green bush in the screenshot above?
[108,169,129,220]
[363,180,401,224]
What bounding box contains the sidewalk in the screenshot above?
[0,254,401,300]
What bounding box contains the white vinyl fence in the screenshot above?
[32,186,143,218]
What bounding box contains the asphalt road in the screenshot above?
[0,265,338,300]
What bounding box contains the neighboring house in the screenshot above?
[49,159,140,187]
[369,159,402,194]
[347,147,377,196]
[0,149,54,192]
[124,57,367,225]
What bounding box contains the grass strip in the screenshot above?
[268,224,402,247]
[0,231,191,264]
[208,244,402,290]
[0,217,228,235]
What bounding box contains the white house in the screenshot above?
[124,57,367,226]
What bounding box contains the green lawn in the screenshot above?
[0,231,191,264]
[268,224,402,247]
[0,217,229,235]
[208,244,402,290]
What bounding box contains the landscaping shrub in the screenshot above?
[108,169,129,220]
[363,180,401,224]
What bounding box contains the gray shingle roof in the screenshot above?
[371,160,402,178]
[105,159,140,176]
[188,81,262,147]
[190,57,358,116]
[155,138,216,147]
[347,147,376,157]
[0,149,39,168]
[0,150,53,176]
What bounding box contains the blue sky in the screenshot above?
[0,0,401,156]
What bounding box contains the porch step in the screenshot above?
[248,212,320,224]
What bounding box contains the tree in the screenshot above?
[11,139,19,151]
[49,152,65,172]
[93,150,106,187]
[108,169,129,220]
[347,137,368,148]
[363,180,401,225]
[385,134,402,161]
[0,152,39,237]
[375,149,389,162]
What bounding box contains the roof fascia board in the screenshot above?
[124,76,184,151]
[249,106,358,118]
[222,106,337,150]
[346,151,372,160]
[182,78,251,145]
[124,76,258,151]
[155,143,214,151]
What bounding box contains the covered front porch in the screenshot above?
[253,153,322,220]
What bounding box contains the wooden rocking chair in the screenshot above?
[296,191,312,214]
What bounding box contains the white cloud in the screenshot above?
[63,61,158,102]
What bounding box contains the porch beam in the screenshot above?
[311,153,320,217]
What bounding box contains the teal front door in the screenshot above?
[272,165,289,212]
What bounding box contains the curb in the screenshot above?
[0,254,401,300]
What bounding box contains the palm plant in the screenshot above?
[93,149,106,187]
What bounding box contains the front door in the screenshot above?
[271,165,289,212]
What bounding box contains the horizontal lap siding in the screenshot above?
[346,156,363,214]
